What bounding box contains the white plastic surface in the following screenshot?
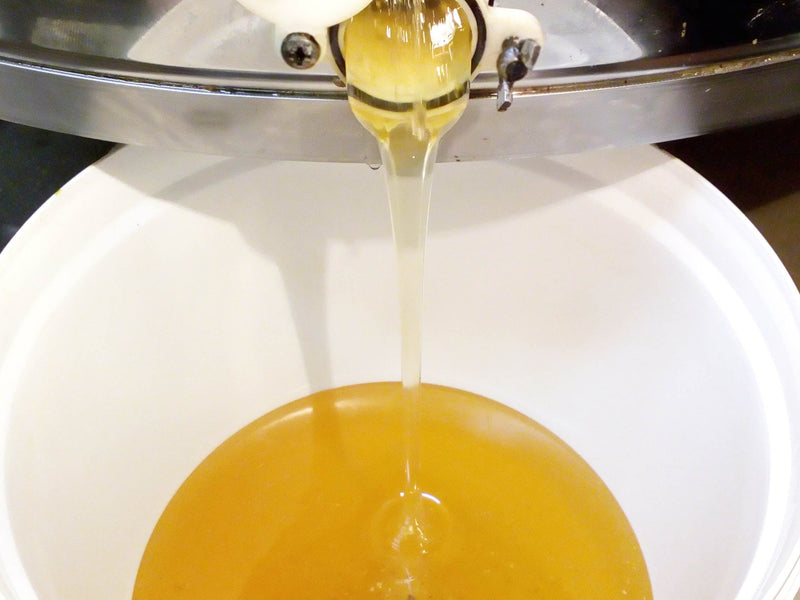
[0,146,800,600]
[235,0,371,29]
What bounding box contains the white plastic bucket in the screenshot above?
[1,145,799,600]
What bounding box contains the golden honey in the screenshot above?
[133,383,651,600]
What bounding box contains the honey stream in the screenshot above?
[131,2,653,598]
[343,0,473,579]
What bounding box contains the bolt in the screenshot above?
[281,32,321,69]
[496,37,541,111]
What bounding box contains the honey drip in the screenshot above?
[343,0,473,588]
[132,1,652,598]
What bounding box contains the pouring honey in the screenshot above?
[132,2,652,598]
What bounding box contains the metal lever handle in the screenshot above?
[496,37,540,111]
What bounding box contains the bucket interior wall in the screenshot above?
[1,148,799,600]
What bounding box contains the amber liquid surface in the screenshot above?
[133,382,651,600]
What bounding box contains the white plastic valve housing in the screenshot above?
[476,2,544,74]
[234,0,544,80]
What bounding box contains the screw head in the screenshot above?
[281,32,321,69]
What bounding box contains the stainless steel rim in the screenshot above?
[1,34,799,160]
